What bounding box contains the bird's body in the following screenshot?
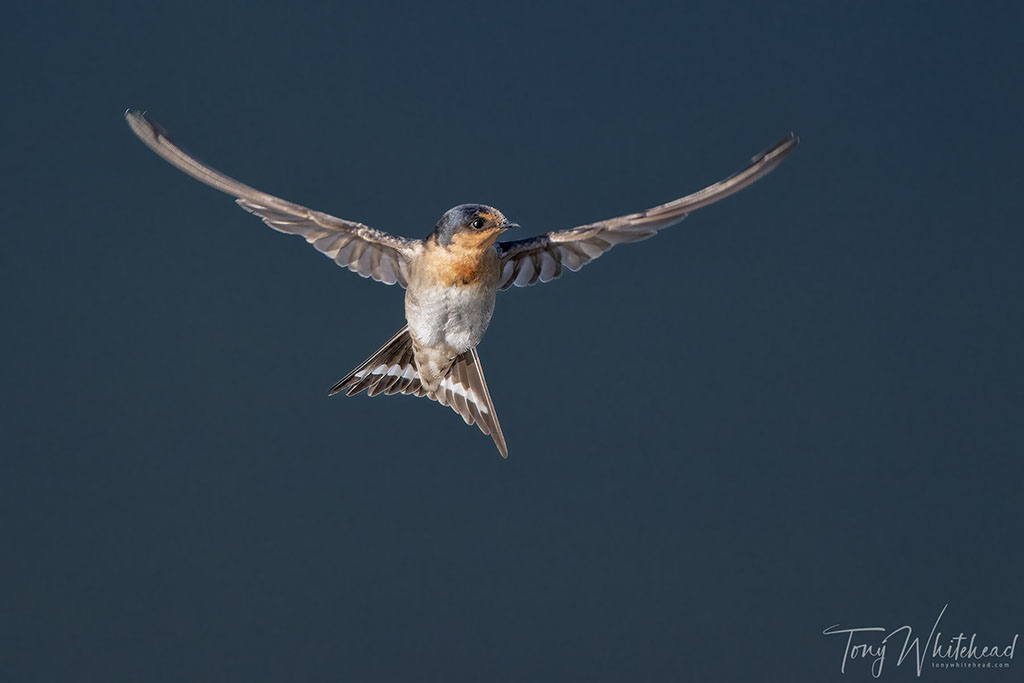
[405,229,503,390]
[125,110,798,458]
[406,278,496,391]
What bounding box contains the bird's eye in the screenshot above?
[471,218,485,230]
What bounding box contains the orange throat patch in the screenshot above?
[428,229,502,286]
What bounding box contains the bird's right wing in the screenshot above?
[125,110,419,287]
[495,133,798,289]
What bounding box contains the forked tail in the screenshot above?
[329,326,508,458]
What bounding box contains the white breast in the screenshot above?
[405,283,496,353]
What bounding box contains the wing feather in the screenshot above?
[495,133,798,289]
[125,110,419,287]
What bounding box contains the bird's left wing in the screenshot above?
[495,133,798,289]
[125,111,419,287]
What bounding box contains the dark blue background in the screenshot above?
[4,1,1022,680]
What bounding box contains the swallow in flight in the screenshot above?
[126,110,797,458]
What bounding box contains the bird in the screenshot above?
[125,110,798,459]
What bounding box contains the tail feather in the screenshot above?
[329,326,508,457]
[328,325,415,397]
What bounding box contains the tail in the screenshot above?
[329,326,508,458]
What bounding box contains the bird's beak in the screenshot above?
[500,221,519,231]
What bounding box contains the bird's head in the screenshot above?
[432,204,518,248]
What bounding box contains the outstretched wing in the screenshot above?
[495,133,798,289]
[125,110,419,287]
